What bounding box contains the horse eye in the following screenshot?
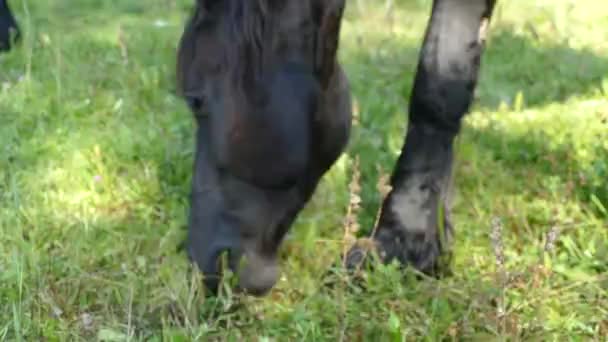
[187,96,203,110]
[185,93,207,114]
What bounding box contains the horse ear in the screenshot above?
[314,0,346,89]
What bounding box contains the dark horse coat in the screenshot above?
[176,0,496,296]
[0,0,19,52]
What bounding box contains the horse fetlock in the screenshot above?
[374,211,454,277]
[346,173,454,277]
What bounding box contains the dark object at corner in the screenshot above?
[0,0,20,52]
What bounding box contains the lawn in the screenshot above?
[1,0,607,340]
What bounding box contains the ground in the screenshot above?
[1,0,607,340]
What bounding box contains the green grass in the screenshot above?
[1,0,607,340]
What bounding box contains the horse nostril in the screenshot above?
[188,245,236,295]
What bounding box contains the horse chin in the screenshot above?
[235,250,280,297]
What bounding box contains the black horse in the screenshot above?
[176,0,496,296]
[0,0,19,52]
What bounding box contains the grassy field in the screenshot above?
[1,0,607,340]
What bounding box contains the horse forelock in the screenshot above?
[224,0,273,84]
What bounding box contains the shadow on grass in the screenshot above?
[477,30,608,109]
[460,119,608,214]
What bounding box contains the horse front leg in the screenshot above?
[346,0,497,275]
